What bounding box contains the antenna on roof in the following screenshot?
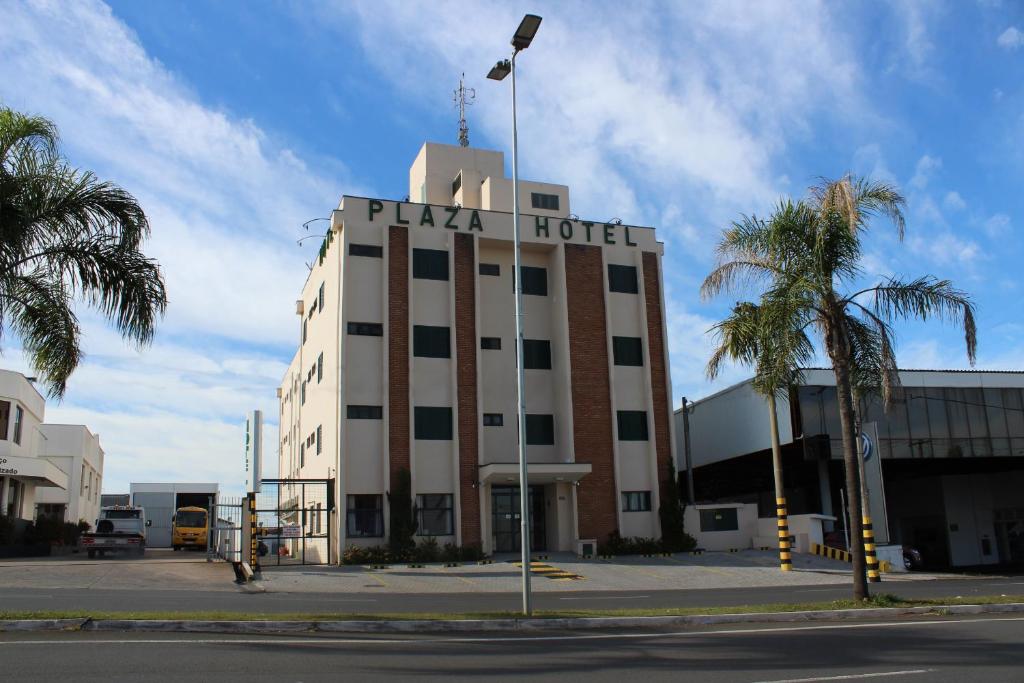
[453,72,476,147]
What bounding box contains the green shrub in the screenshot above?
[0,514,15,545]
[440,542,461,563]
[342,544,370,565]
[458,543,483,562]
[411,537,440,563]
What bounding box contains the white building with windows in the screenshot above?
[278,141,676,560]
[34,424,105,526]
[0,370,69,525]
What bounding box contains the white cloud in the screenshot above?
[910,154,941,189]
[983,213,1011,238]
[942,191,966,211]
[997,26,1024,50]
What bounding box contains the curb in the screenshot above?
[2,602,1022,635]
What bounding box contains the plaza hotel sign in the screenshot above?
[366,199,642,247]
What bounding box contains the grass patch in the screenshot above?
[1,594,1021,622]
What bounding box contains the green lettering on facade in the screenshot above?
[420,205,435,227]
[535,216,549,238]
[582,222,594,242]
[559,220,574,240]
[469,210,483,232]
[369,200,384,221]
[624,226,637,247]
[395,202,410,225]
[603,224,615,245]
[444,206,460,229]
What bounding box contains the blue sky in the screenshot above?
[1,1,1022,495]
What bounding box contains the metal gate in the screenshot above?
[212,496,244,562]
[252,479,332,566]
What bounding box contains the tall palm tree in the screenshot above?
[703,177,976,600]
[706,299,813,571]
[0,107,166,397]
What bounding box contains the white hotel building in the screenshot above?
[278,142,676,558]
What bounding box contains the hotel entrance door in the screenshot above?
[491,485,545,553]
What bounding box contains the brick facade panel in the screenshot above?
[388,226,410,482]
[565,244,618,543]
[454,233,481,545]
[643,251,672,502]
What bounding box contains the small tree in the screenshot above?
[387,468,417,560]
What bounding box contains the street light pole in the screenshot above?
[488,13,542,617]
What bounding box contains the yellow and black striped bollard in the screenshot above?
[862,516,881,583]
[777,497,792,571]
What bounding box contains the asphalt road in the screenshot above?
[1,576,1022,615]
[2,615,1022,681]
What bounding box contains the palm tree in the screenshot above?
[703,177,976,600]
[0,107,166,397]
[706,299,813,571]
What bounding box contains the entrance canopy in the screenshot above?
[0,455,68,489]
[478,462,591,485]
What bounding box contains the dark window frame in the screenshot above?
[346,494,384,538]
[518,266,548,296]
[483,413,504,427]
[412,248,450,281]
[617,410,649,441]
[608,264,639,294]
[414,407,454,440]
[525,414,555,445]
[317,352,324,383]
[348,322,383,336]
[349,243,383,258]
[699,507,740,532]
[480,337,501,350]
[479,263,500,276]
[612,336,644,366]
[621,491,652,512]
[416,493,454,536]
[347,405,383,420]
[523,339,552,369]
[413,325,451,359]
[530,192,560,211]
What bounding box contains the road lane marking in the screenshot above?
[1,616,1021,647]
[751,670,933,683]
[558,595,650,601]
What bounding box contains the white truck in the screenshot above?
[79,505,151,558]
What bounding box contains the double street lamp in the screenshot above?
[487,13,542,617]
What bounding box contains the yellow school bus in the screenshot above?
[171,506,208,550]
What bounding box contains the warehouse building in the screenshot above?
[129,482,219,548]
[676,369,1024,569]
[278,141,676,558]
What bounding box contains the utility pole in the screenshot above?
[681,397,696,504]
[453,73,475,147]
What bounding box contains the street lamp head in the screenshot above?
[512,14,542,50]
[487,59,512,81]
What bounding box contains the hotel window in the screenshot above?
[416,494,454,536]
[525,414,555,445]
[300,381,306,405]
[530,192,559,211]
[347,405,383,419]
[316,425,322,455]
[414,407,453,440]
[413,325,451,358]
[346,495,384,538]
[318,282,325,311]
[349,243,383,258]
[348,322,383,336]
[608,264,639,294]
[317,352,324,382]
[302,319,308,344]
[523,339,552,369]
[700,507,739,532]
[617,410,649,441]
[622,491,652,512]
[0,400,9,440]
[517,266,547,296]
[13,405,23,445]
[451,172,462,197]
[613,336,644,366]
[483,413,504,426]
[480,337,501,350]
[412,248,449,281]
[479,263,500,276]
[300,443,305,468]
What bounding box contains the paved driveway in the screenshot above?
[0,548,233,591]
[257,550,948,594]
